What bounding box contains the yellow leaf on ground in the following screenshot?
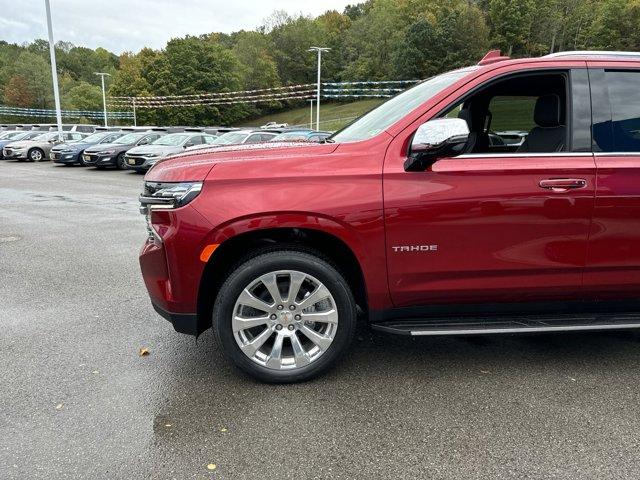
[138,347,150,357]
[207,464,217,471]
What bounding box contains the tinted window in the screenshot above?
[603,71,640,152]
[488,96,537,133]
[245,134,263,143]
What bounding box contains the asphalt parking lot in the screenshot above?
[2,160,640,479]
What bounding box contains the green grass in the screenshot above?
[239,99,385,132]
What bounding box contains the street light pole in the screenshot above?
[307,99,314,129]
[309,47,330,131]
[94,72,111,127]
[132,98,137,127]
[44,0,63,141]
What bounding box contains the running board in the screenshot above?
[371,313,640,336]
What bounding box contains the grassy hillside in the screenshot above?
[239,99,385,132]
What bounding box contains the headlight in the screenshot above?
[139,181,203,213]
[145,153,158,158]
[97,149,116,155]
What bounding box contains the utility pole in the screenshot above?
[94,72,111,127]
[307,99,314,129]
[309,47,330,131]
[132,98,137,127]
[44,0,63,141]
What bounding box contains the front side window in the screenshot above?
[601,70,640,152]
[441,72,568,154]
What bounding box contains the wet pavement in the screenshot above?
[2,160,640,479]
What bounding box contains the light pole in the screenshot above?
[132,98,137,127]
[44,0,63,141]
[307,99,314,129]
[309,47,330,131]
[94,72,111,127]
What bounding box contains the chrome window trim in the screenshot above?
[457,152,594,159]
[594,152,640,157]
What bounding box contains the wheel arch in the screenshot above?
[196,226,369,333]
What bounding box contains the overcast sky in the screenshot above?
[1,0,355,54]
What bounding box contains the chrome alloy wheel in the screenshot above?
[232,270,339,370]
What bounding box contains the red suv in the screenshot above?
[139,51,640,382]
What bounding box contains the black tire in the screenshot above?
[213,249,357,383]
[116,153,126,170]
[28,148,45,162]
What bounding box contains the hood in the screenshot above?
[52,141,90,152]
[84,142,127,153]
[145,141,338,183]
[127,144,182,156]
[0,138,21,147]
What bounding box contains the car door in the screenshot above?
[383,68,596,308]
[584,64,640,298]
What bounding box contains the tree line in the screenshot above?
[1,0,638,125]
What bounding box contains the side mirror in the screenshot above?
[404,118,469,172]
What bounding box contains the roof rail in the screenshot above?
[545,50,640,58]
[478,50,511,66]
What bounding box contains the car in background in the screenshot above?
[0,131,42,159]
[3,132,86,162]
[270,130,332,143]
[207,129,281,147]
[261,122,288,129]
[81,130,166,169]
[50,131,126,166]
[124,132,217,172]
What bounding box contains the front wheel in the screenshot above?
[213,250,357,383]
[116,153,126,170]
[28,148,44,162]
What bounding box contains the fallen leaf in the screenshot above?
[220,427,228,433]
[480,370,491,374]
[206,464,217,471]
[55,403,64,410]
[91,370,99,374]
[165,423,172,427]
[138,347,150,357]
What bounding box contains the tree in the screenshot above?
[3,75,34,107]
[489,0,536,56]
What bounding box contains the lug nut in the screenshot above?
[275,324,283,331]
[287,325,295,331]
[270,314,277,320]
[295,314,301,321]
[277,305,284,310]
[289,305,296,310]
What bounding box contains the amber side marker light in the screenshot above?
[200,244,220,262]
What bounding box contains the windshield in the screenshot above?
[272,131,309,141]
[33,132,57,141]
[151,134,189,146]
[0,131,18,139]
[213,131,248,145]
[114,132,146,144]
[330,68,475,143]
[81,132,109,143]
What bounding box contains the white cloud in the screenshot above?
[0,0,355,53]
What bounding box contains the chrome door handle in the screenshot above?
[539,178,587,192]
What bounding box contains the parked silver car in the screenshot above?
[3,132,86,161]
[124,132,217,172]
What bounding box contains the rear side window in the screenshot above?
[603,71,640,152]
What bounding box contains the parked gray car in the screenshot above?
[124,132,217,172]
